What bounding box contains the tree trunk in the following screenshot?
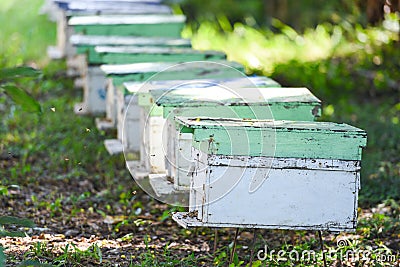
[366,0,386,24]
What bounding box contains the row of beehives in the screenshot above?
[43,0,367,232]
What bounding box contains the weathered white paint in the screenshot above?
[123,76,280,94]
[68,14,186,26]
[124,77,282,191]
[105,78,117,127]
[81,66,107,114]
[70,35,191,47]
[104,139,123,155]
[95,46,224,56]
[174,132,193,190]
[140,112,167,173]
[55,9,75,58]
[100,61,244,75]
[175,148,361,232]
[116,88,140,153]
[161,86,321,191]
[67,2,172,15]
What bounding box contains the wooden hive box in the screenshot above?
[148,86,321,196]
[68,36,191,116]
[172,117,367,232]
[66,2,171,16]
[70,35,191,65]
[94,46,226,65]
[48,1,171,59]
[73,45,218,115]
[68,14,187,115]
[123,76,281,183]
[68,14,186,37]
[99,61,245,157]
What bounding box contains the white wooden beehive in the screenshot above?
[150,86,321,193]
[172,117,367,232]
[122,75,279,177]
[111,61,246,172]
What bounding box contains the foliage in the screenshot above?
[180,0,367,31]
[0,66,42,113]
[0,216,36,265]
[0,0,56,67]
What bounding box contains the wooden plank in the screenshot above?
[125,76,281,112]
[71,35,191,64]
[54,0,163,9]
[70,35,191,47]
[205,163,359,229]
[66,3,171,15]
[81,66,107,114]
[69,15,186,37]
[151,87,321,121]
[104,139,124,155]
[182,147,362,232]
[172,212,356,232]
[95,46,222,55]
[153,87,320,107]
[176,117,367,160]
[101,61,245,87]
[115,87,141,153]
[124,76,280,94]
[94,46,226,64]
[207,156,361,171]
[68,15,186,25]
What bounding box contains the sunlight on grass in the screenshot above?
[185,15,400,75]
[0,0,56,67]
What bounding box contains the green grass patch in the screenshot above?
[0,0,56,67]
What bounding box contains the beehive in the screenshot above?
[68,14,186,37]
[100,61,244,156]
[150,86,321,193]
[123,76,280,181]
[172,117,367,232]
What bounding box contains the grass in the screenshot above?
[0,0,399,266]
[0,0,56,68]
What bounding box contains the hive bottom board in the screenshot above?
[172,212,347,231]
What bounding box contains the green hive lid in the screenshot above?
[151,87,320,107]
[123,76,280,94]
[68,14,186,26]
[94,46,225,57]
[175,117,367,160]
[100,61,244,75]
[70,35,191,47]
